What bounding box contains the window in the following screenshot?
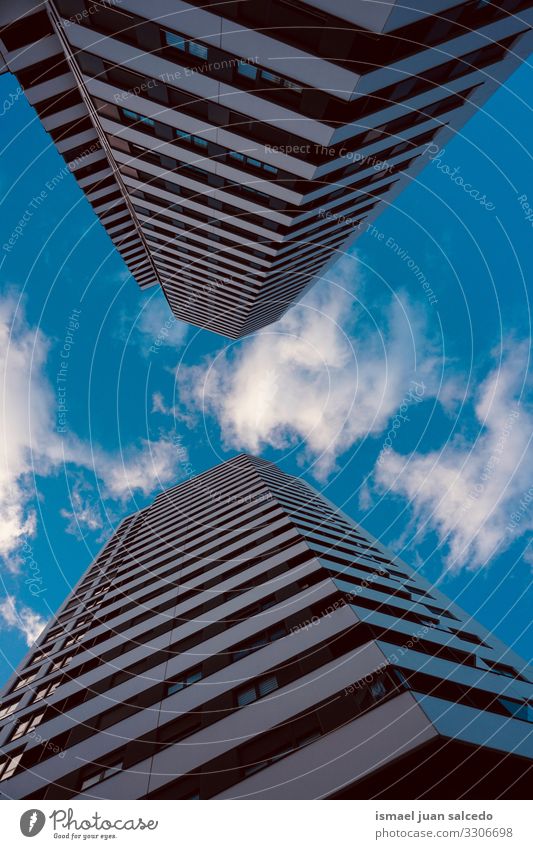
[283,79,303,93]
[40,629,61,647]
[237,674,279,707]
[10,711,44,741]
[239,61,302,93]
[237,60,258,79]
[0,699,19,720]
[242,727,322,778]
[64,630,86,648]
[228,151,278,175]
[393,669,411,689]
[481,659,523,679]
[261,70,280,83]
[122,108,155,128]
[450,628,489,647]
[175,129,208,149]
[52,654,74,672]
[27,652,46,667]
[425,604,458,620]
[80,756,123,791]
[164,31,208,60]
[499,698,533,723]
[33,679,60,702]
[369,679,388,700]
[13,672,37,691]
[0,751,22,782]
[233,623,286,662]
[189,41,208,59]
[165,31,185,51]
[166,668,203,696]
[242,185,269,199]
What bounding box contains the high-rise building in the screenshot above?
[0,454,531,800]
[1,2,532,336]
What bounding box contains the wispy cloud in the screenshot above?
[0,594,46,646]
[59,475,107,540]
[120,292,188,356]
[176,258,440,479]
[0,292,187,564]
[375,343,533,571]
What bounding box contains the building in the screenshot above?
[1,2,533,337]
[0,454,531,800]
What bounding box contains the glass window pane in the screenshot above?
[167,681,185,696]
[2,751,22,781]
[238,61,257,79]
[261,70,280,83]
[370,679,387,700]
[104,764,121,779]
[12,720,29,740]
[263,164,278,173]
[258,675,278,697]
[165,31,186,51]
[189,41,208,59]
[186,669,202,684]
[0,700,19,718]
[193,136,208,148]
[237,686,256,706]
[229,151,244,161]
[499,697,531,722]
[81,771,102,790]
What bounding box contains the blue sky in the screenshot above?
[0,59,532,688]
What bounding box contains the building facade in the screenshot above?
[0,454,531,800]
[1,1,533,336]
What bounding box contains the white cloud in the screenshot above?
[177,261,439,479]
[0,293,187,565]
[60,476,107,539]
[0,292,56,567]
[0,594,46,646]
[92,435,182,500]
[123,293,188,355]
[375,344,533,571]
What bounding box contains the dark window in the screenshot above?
[237,674,279,706]
[164,30,208,60]
[80,755,123,791]
[498,698,533,723]
[166,668,203,696]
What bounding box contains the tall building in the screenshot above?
[1,2,533,337]
[0,454,531,800]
